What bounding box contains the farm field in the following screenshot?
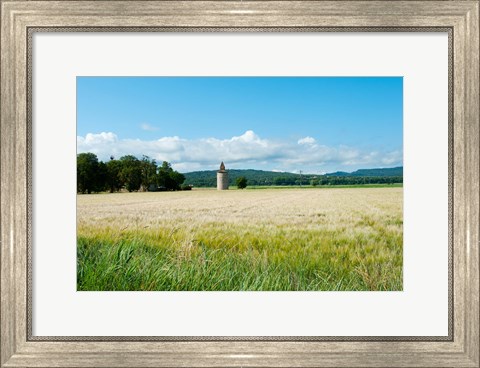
[77,187,403,291]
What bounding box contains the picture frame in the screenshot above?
[1,1,478,367]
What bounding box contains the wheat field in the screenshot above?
[77,187,403,291]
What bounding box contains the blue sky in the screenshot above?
[77,77,403,173]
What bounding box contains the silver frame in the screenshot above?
[1,1,478,367]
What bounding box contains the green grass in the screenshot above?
[77,221,403,291]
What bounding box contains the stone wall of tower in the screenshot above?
[217,171,229,190]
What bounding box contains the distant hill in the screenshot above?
[183,167,403,187]
[325,166,403,177]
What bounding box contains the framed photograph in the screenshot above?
[1,1,478,367]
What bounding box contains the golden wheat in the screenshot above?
[77,187,403,291]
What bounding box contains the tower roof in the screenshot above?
[220,161,225,171]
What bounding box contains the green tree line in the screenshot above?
[77,153,186,194]
[184,170,403,188]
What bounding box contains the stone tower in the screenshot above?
[217,161,229,190]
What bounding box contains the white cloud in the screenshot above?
[77,130,403,173]
[140,123,159,131]
[77,132,117,145]
[381,150,403,165]
[298,136,316,145]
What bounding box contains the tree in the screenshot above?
[106,158,123,193]
[140,156,158,191]
[236,176,248,189]
[157,161,173,189]
[119,155,142,192]
[170,171,186,190]
[77,153,100,194]
[96,161,108,192]
[157,161,185,190]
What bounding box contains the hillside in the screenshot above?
[325,166,403,177]
[183,167,403,187]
